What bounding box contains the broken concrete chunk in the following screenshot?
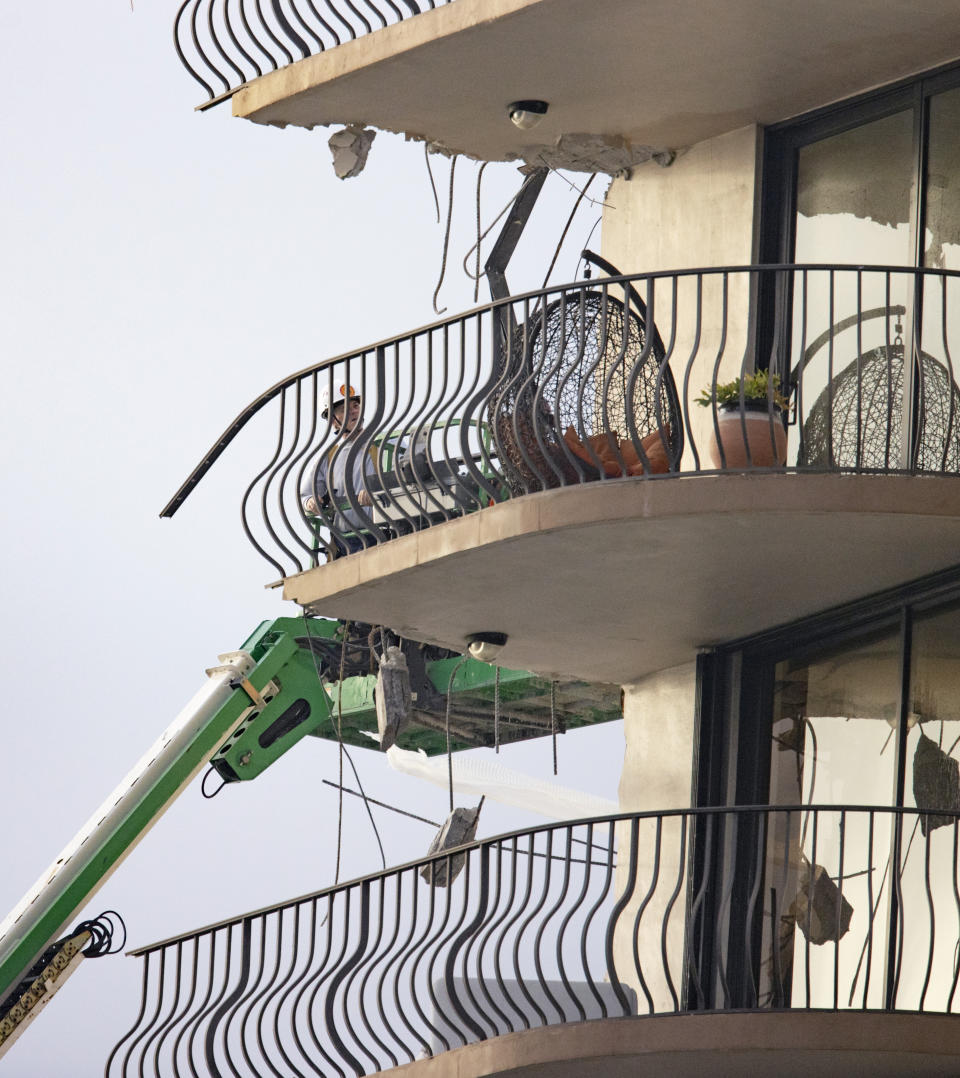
[375,645,411,751]
[420,803,482,887]
[521,132,674,176]
[789,861,853,945]
[327,125,377,179]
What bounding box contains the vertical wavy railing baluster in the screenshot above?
[207,0,248,84]
[304,892,351,1077]
[685,811,714,1009]
[768,808,793,1008]
[742,810,765,1008]
[660,813,689,1011]
[919,826,936,1011]
[506,832,545,1028]
[141,941,187,1076]
[492,836,529,1030]
[441,847,494,1043]
[320,0,358,39]
[284,0,327,52]
[288,894,337,1076]
[604,816,638,1014]
[104,949,153,1077]
[191,0,232,94]
[410,859,456,1052]
[232,914,282,1077]
[579,821,617,1018]
[713,811,736,1008]
[630,815,660,1013]
[369,871,412,1065]
[299,0,341,45]
[176,932,221,1077]
[473,840,520,1035]
[860,810,876,1008]
[222,0,263,79]
[680,273,704,469]
[205,918,253,1076]
[948,820,960,1011]
[535,826,577,1021]
[173,0,217,98]
[259,904,310,1078]
[347,877,399,1071]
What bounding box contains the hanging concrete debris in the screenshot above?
[375,645,411,751]
[913,730,960,835]
[420,801,483,887]
[328,125,377,179]
[789,861,853,945]
[515,132,674,177]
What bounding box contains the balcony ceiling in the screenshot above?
[234,0,960,167]
[284,474,960,685]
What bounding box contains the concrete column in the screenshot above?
[600,125,763,468]
[614,662,698,1013]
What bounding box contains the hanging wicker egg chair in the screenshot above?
[800,345,960,471]
[489,276,682,495]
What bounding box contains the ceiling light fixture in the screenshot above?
[508,100,549,131]
[466,631,508,663]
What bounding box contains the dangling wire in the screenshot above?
[445,656,468,812]
[322,779,441,828]
[201,767,227,799]
[540,174,596,290]
[424,142,440,223]
[473,161,489,302]
[534,156,614,209]
[74,911,127,957]
[461,169,540,283]
[301,613,386,877]
[550,680,558,776]
[432,154,458,315]
[494,665,501,754]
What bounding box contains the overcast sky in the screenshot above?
[0,4,623,1073]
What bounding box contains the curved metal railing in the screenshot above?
[161,264,960,579]
[106,804,960,1076]
[174,0,455,109]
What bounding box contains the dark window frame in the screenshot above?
[695,563,960,811]
[690,564,960,1010]
[758,60,960,266]
[754,60,960,388]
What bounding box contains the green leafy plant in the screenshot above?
[696,369,790,412]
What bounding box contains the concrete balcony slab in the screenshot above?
[375,1011,960,1078]
[233,0,960,163]
[283,473,960,684]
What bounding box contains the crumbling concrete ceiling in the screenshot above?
[233,0,960,173]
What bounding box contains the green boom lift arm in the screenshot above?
[0,616,621,1056]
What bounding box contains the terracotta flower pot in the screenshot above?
[708,399,787,469]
